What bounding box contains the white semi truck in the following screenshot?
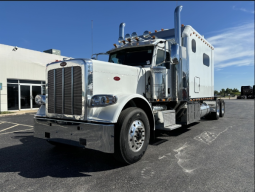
[34,6,225,164]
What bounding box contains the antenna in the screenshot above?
[91,20,93,56]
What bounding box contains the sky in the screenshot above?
[0,1,254,92]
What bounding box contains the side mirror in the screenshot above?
[170,44,179,64]
[91,57,96,60]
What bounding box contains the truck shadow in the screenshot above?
[155,122,198,138]
[0,135,124,179]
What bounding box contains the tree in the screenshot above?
[214,90,219,95]
[220,89,225,97]
[226,88,231,94]
[232,88,239,92]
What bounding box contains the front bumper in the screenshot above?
[34,117,114,153]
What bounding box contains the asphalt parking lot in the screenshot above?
[0,99,254,192]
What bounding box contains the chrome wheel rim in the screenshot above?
[217,103,220,116]
[222,103,225,114]
[128,120,145,152]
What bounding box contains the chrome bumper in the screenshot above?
[34,117,114,153]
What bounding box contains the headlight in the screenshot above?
[35,95,46,105]
[91,95,117,107]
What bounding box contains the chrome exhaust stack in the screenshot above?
[171,5,183,101]
[118,23,126,44]
[174,5,183,46]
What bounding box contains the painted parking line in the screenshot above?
[0,124,19,133]
[0,128,33,136]
[0,121,33,128]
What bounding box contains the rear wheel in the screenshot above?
[220,100,225,117]
[114,107,150,164]
[211,100,220,120]
[205,100,220,120]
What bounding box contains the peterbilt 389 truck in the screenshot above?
[34,6,225,164]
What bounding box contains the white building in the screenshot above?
[0,44,68,111]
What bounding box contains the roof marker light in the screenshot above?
[125,33,131,41]
[143,30,151,38]
[161,28,164,31]
[118,37,124,44]
[155,30,158,32]
[131,32,138,40]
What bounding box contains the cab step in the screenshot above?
[156,124,182,131]
[155,110,182,131]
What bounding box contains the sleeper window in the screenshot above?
[203,53,210,67]
[192,39,196,53]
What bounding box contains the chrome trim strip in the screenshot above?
[71,66,74,115]
[85,60,93,119]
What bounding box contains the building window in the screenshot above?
[7,84,19,110]
[192,39,196,53]
[203,53,210,66]
[7,79,18,83]
[20,80,41,84]
[7,79,45,110]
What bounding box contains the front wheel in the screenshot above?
[114,107,150,164]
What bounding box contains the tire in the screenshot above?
[114,107,150,164]
[211,100,220,120]
[219,100,225,117]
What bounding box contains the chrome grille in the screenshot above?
[48,70,55,113]
[48,66,82,115]
[55,68,63,114]
[73,66,82,115]
[64,67,72,115]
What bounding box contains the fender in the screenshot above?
[87,93,154,126]
[35,94,155,130]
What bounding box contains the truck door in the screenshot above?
[194,76,200,93]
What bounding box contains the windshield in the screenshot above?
[109,46,154,66]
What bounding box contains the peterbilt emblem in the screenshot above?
[60,62,67,67]
[114,76,120,81]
